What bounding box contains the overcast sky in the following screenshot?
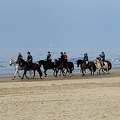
[0,0,120,48]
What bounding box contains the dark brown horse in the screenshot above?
[54,59,74,77]
[54,59,65,77]
[19,59,42,79]
[76,59,96,76]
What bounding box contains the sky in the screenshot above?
[0,0,120,48]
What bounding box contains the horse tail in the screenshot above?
[108,61,112,70]
[93,63,96,72]
[39,69,43,76]
[72,62,74,70]
[105,60,112,70]
[76,61,79,67]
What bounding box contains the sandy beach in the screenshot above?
[0,68,120,120]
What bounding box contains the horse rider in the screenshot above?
[17,52,23,66]
[60,52,65,65]
[27,51,33,69]
[100,52,105,66]
[64,52,68,64]
[46,51,52,66]
[101,52,105,62]
[64,52,68,65]
[83,53,89,67]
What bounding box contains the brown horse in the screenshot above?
[54,59,74,77]
[19,59,42,79]
[54,59,65,77]
[76,59,96,76]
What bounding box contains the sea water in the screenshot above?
[0,47,120,76]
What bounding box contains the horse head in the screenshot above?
[18,59,26,67]
[76,60,79,67]
[37,60,47,67]
[10,58,16,66]
[76,59,84,67]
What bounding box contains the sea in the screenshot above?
[0,47,120,76]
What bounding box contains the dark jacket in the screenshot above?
[27,55,33,62]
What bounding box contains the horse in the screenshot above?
[10,58,33,80]
[94,59,111,74]
[54,59,74,77]
[9,58,23,80]
[18,59,42,79]
[54,59,66,77]
[66,61,74,75]
[76,59,96,76]
[37,60,55,77]
[58,61,74,77]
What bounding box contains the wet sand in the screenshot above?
[0,68,120,120]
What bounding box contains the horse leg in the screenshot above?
[37,68,42,79]
[21,71,25,79]
[90,70,92,76]
[34,67,42,79]
[102,68,105,74]
[82,70,85,76]
[17,71,21,77]
[53,69,55,76]
[24,71,29,79]
[91,69,94,76]
[59,70,61,76]
[33,70,35,79]
[44,70,47,77]
[68,68,72,77]
[92,70,94,76]
[13,70,17,80]
[54,68,58,77]
[29,70,33,79]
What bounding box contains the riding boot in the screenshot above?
[87,63,89,68]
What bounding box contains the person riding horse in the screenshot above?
[17,52,23,67]
[60,52,66,67]
[83,53,89,67]
[97,52,105,67]
[64,52,68,65]
[17,52,23,62]
[46,51,52,66]
[27,51,33,69]
[101,52,105,64]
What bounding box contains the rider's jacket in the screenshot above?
[27,55,33,62]
[47,54,52,62]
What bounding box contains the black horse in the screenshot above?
[19,59,42,79]
[54,59,74,77]
[58,61,74,76]
[38,60,56,77]
[66,61,74,75]
[76,59,96,76]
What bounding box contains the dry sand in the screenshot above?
[0,68,120,120]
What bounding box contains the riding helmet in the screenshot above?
[27,51,30,54]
